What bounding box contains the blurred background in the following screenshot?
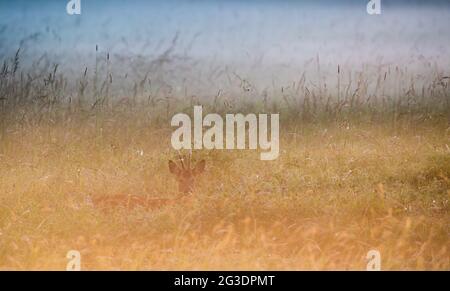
[0,0,449,95]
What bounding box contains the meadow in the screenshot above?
[0,51,448,270]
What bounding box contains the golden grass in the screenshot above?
[0,112,448,270]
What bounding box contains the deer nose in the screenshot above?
[179,181,194,193]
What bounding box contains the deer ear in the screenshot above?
[168,160,181,175]
[193,160,206,176]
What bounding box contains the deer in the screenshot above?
[90,155,206,211]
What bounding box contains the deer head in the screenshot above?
[168,155,206,194]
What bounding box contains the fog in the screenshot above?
[1,0,449,95]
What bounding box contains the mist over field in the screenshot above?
[1,0,449,95]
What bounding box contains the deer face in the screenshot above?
[169,158,206,194]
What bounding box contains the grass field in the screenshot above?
[0,52,449,270]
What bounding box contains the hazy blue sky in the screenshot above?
[0,0,449,92]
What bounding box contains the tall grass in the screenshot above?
[0,51,448,270]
